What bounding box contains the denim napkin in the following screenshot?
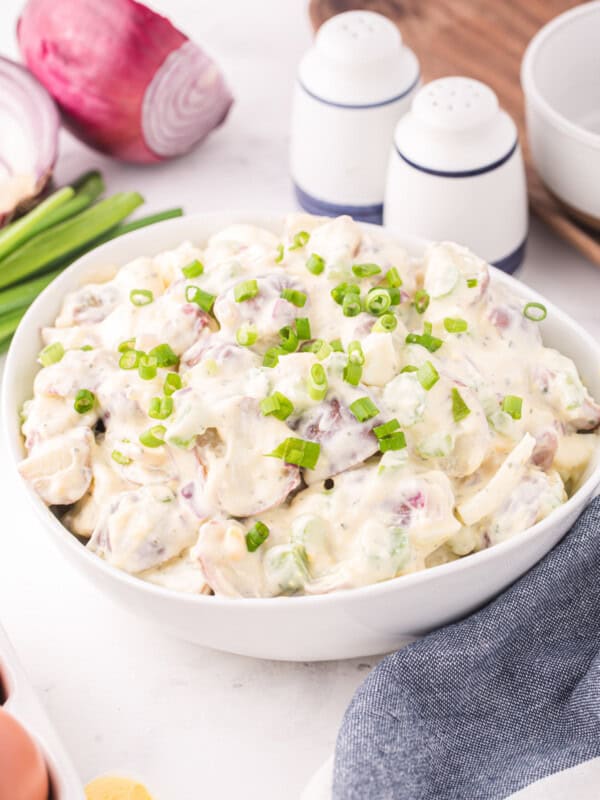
[333,496,600,800]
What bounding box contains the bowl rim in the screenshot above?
[521,0,600,152]
[3,210,600,610]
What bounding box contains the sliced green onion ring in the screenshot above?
[236,323,258,347]
[385,267,402,288]
[164,373,182,395]
[111,450,132,466]
[185,285,216,313]
[349,396,379,422]
[149,396,174,420]
[280,288,307,308]
[374,418,400,439]
[149,343,179,367]
[234,279,259,302]
[365,288,391,316]
[139,425,167,448]
[308,363,328,401]
[295,317,311,340]
[74,389,95,414]
[306,253,325,275]
[130,288,154,306]
[502,394,523,420]
[268,437,320,469]
[246,521,270,552]
[444,317,468,333]
[352,262,381,278]
[279,325,299,353]
[523,302,547,322]
[451,388,471,422]
[138,354,158,380]
[38,341,64,367]
[417,360,440,390]
[182,259,204,278]
[289,231,310,250]
[260,391,294,421]
[119,349,141,370]
[372,314,398,333]
[413,289,430,314]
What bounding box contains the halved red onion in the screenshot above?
[0,56,58,226]
[17,0,234,164]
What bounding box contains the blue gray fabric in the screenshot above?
[333,496,600,800]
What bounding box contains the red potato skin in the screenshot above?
[0,708,49,800]
[17,0,217,163]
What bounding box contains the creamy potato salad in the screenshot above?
[19,215,600,597]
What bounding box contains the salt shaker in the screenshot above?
[384,77,528,272]
[291,10,420,224]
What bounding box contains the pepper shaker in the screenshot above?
[291,10,420,224]
[384,77,528,272]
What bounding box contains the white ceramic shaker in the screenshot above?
[291,10,420,224]
[384,77,528,272]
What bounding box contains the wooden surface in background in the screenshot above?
[310,0,600,267]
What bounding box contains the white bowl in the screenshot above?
[521,2,600,226]
[3,212,600,661]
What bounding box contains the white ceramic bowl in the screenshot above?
[522,2,600,226]
[3,212,600,662]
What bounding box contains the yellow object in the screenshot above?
[85,775,153,800]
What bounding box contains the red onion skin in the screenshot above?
[18,0,233,164]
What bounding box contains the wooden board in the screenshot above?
[309,0,600,267]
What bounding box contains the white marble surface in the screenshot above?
[0,1,599,798]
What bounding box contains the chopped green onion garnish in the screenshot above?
[374,418,400,439]
[289,231,310,250]
[149,395,174,420]
[400,365,418,373]
[130,288,154,306]
[414,289,430,314]
[342,292,362,317]
[372,313,397,333]
[246,521,270,552]
[74,389,95,414]
[234,279,259,302]
[139,424,166,448]
[331,282,360,305]
[467,278,478,288]
[275,243,284,263]
[118,338,135,353]
[417,360,439,390]
[119,349,141,370]
[279,325,299,353]
[182,259,204,278]
[352,262,381,278]
[38,341,64,367]
[260,391,294,421]
[347,341,365,365]
[80,345,94,351]
[295,317,311,340]
[349,396,379,422]
[138,354,158,380]
[451,388,471,422]
[263,346,283,368]
[379,431,406,452]
[185,285,216,313]
[385,267,403,288]
[302,338,331,360]
[405,330,443,353]
[149,343,179,368]
[164,373,182,395]
[306,253,325,275]
[523,302,547,322]
[268,437,320,469]
[280,288,307,307]
[365,288,391,316]
[343,362,362,386]
[111,450,131,466]
[308,363,328,401]
[236,323,258,347]
[502,395,523,420]
[444,317,468,333]
[330,338,344,352]
[386,287,401,305]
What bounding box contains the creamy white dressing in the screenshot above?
[19,216,600,597]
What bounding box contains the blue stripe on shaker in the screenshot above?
[298,71,420,110]
[492,238,527,274]
[394,139,519,178]
[294,184,383,225]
